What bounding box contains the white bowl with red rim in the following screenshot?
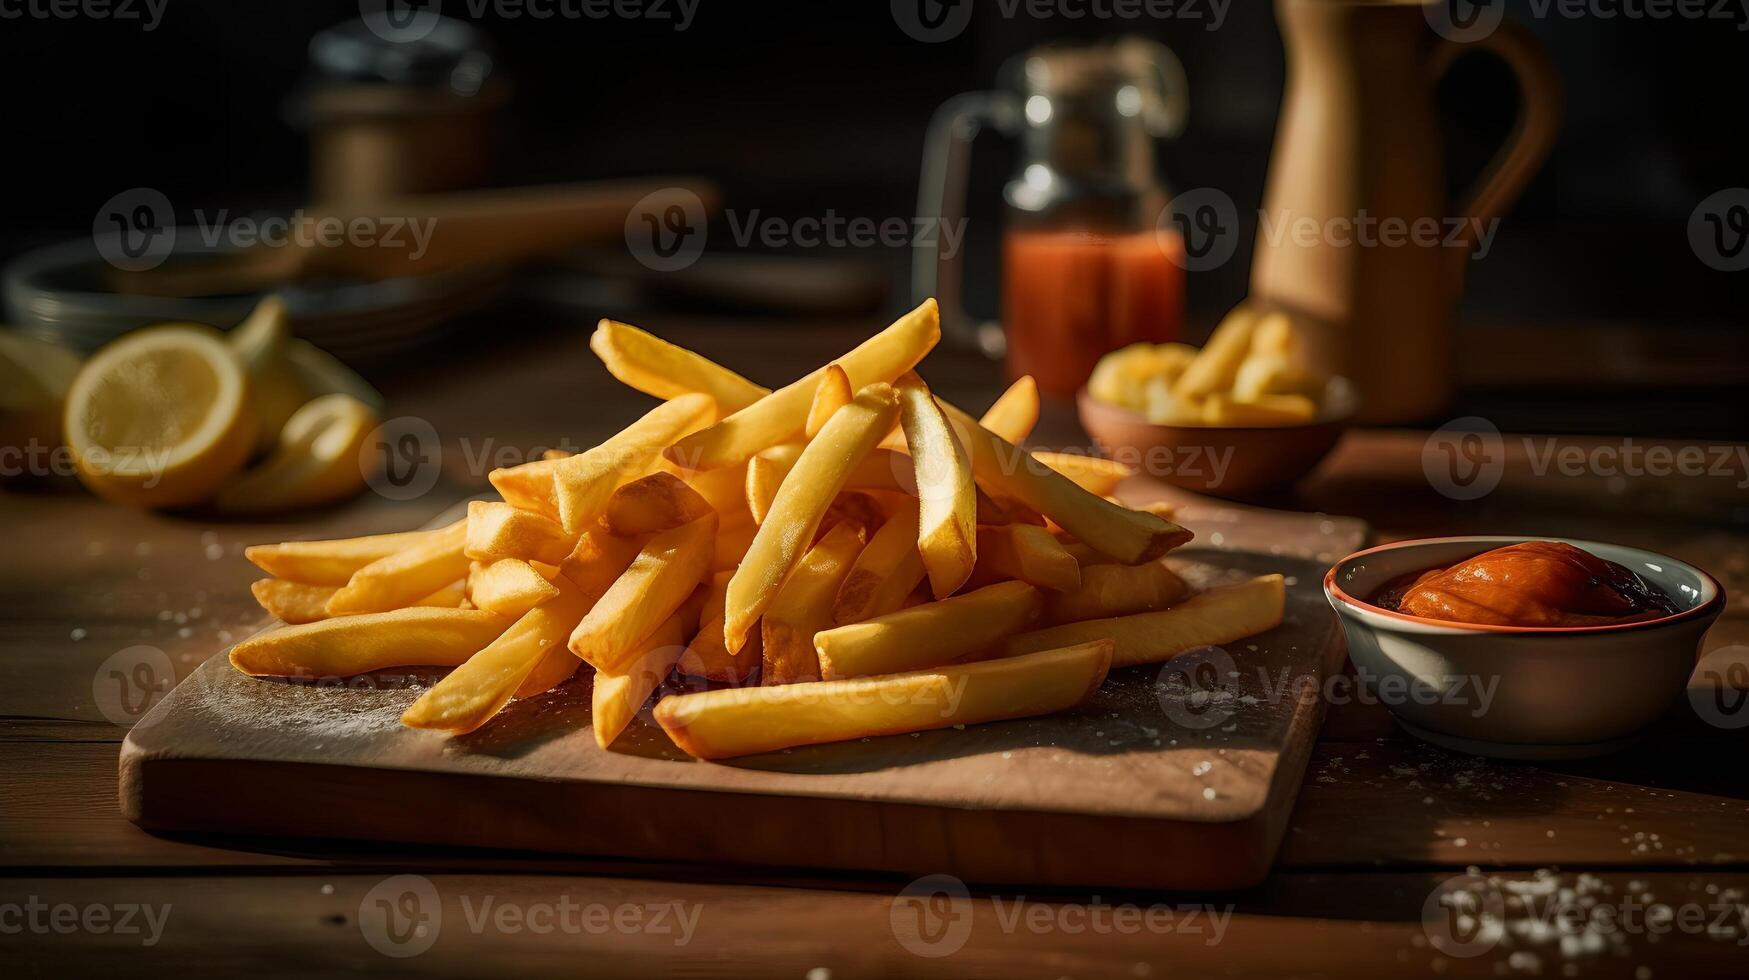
[1324,535,1725,759]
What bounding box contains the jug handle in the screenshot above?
[913,91,1020,355]
[1428,20,1563,268]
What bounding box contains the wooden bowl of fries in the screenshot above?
[1077,305,1356,498]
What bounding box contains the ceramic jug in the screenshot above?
[1251,0,1562,422]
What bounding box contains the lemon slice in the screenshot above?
[215,393,379,514]
[64,324,254,508]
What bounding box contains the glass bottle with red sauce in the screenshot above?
[916,38,1189,398]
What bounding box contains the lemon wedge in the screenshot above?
[64,324,254,508]
[215,393,379,513]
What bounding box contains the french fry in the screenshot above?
[519,529,646,699]
[250,579,339,624]
[745,443,804,525]
[592,318,769,414]
[464,500,575,565]
[569,513,717,671]
[1006,574,1285,667]
[469,558,562,618]
[762,521,867,685]
[1174,305,1259,400]
[244,523,457,586]
[488,457,565,521]
[968,524,1081,593]
[815,580,1041,680]
[252,578,468,624]
[402,573,594,733]
[843,448,917,495]
[711,520,756,572]
[806,363,852,438]
[654,639,1112,760]
[678,571,759,684]
[602,472,714,535]
[592,592,704,748]
[1032,451,1134,497]
[1043,561,1188,624]
[1203,392,1318,426]
[553,392,716,533]
[831,496,925,625]
[823,490,884,534]
[943,403,1191,565]
[420,582,467,608]
[665,300,938,470]
[724,383,901,652]
[1060,540,1117,567]
[229,607,511,678]
[898,373,976,599]
[979,374,1040,444]
[678,461,752,524]
[326,520,471,616]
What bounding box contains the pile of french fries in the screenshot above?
[232,300,1286,760]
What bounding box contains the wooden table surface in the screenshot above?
[4,315,1747,978]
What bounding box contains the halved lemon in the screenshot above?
[64,324,254,508]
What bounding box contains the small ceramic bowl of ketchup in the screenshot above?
[1324,536,1724,760]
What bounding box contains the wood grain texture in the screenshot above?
[118,494,1365,891]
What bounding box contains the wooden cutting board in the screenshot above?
[121,484,1366,890]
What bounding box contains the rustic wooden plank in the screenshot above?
[3,871,1745,979]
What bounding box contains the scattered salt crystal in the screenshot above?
[69,628,87,641]
[1202,787,1216,801]
[205,544,224,560]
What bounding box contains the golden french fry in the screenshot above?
[831,497,925,626]
[553,392,717,533]
[469,558,562,618]
[1203,393,1318,426]
[250,579,339,624]
[402,574,594,733]
[592,593,703,748]
[1232,353,1318,402]
[326,520,471,615]
[489,457,566,521]
[419,582,467,608]
[592,319,769,414]
[712,520,756,572]
[968,524,1081,593]
[464,500,574,566]
[762,521,867,685]
[678,571,759,683]
[943,403,1191,564]
[897,373,976,599]
[1031,451,1134,497]
[655,639,1112,760]
[229,607,511,678]
[678,460,752,524]
[724,383,901,652]
[806,363,852,438]
[1043,561,1188,624]
[1006,574,1285,667]
[979,374,1040,443]
[666,300,938,470]
[745,442,804,525]
[815,580,1041,680]
[602,472,714,535]
[1174,305,1259,400]
[569,513,717,670]
[244,523,457,586]
[823,490,885,534]
[1059,540,1116,567]
[516,529,647,700]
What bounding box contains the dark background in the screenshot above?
[3,0,1746,427]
